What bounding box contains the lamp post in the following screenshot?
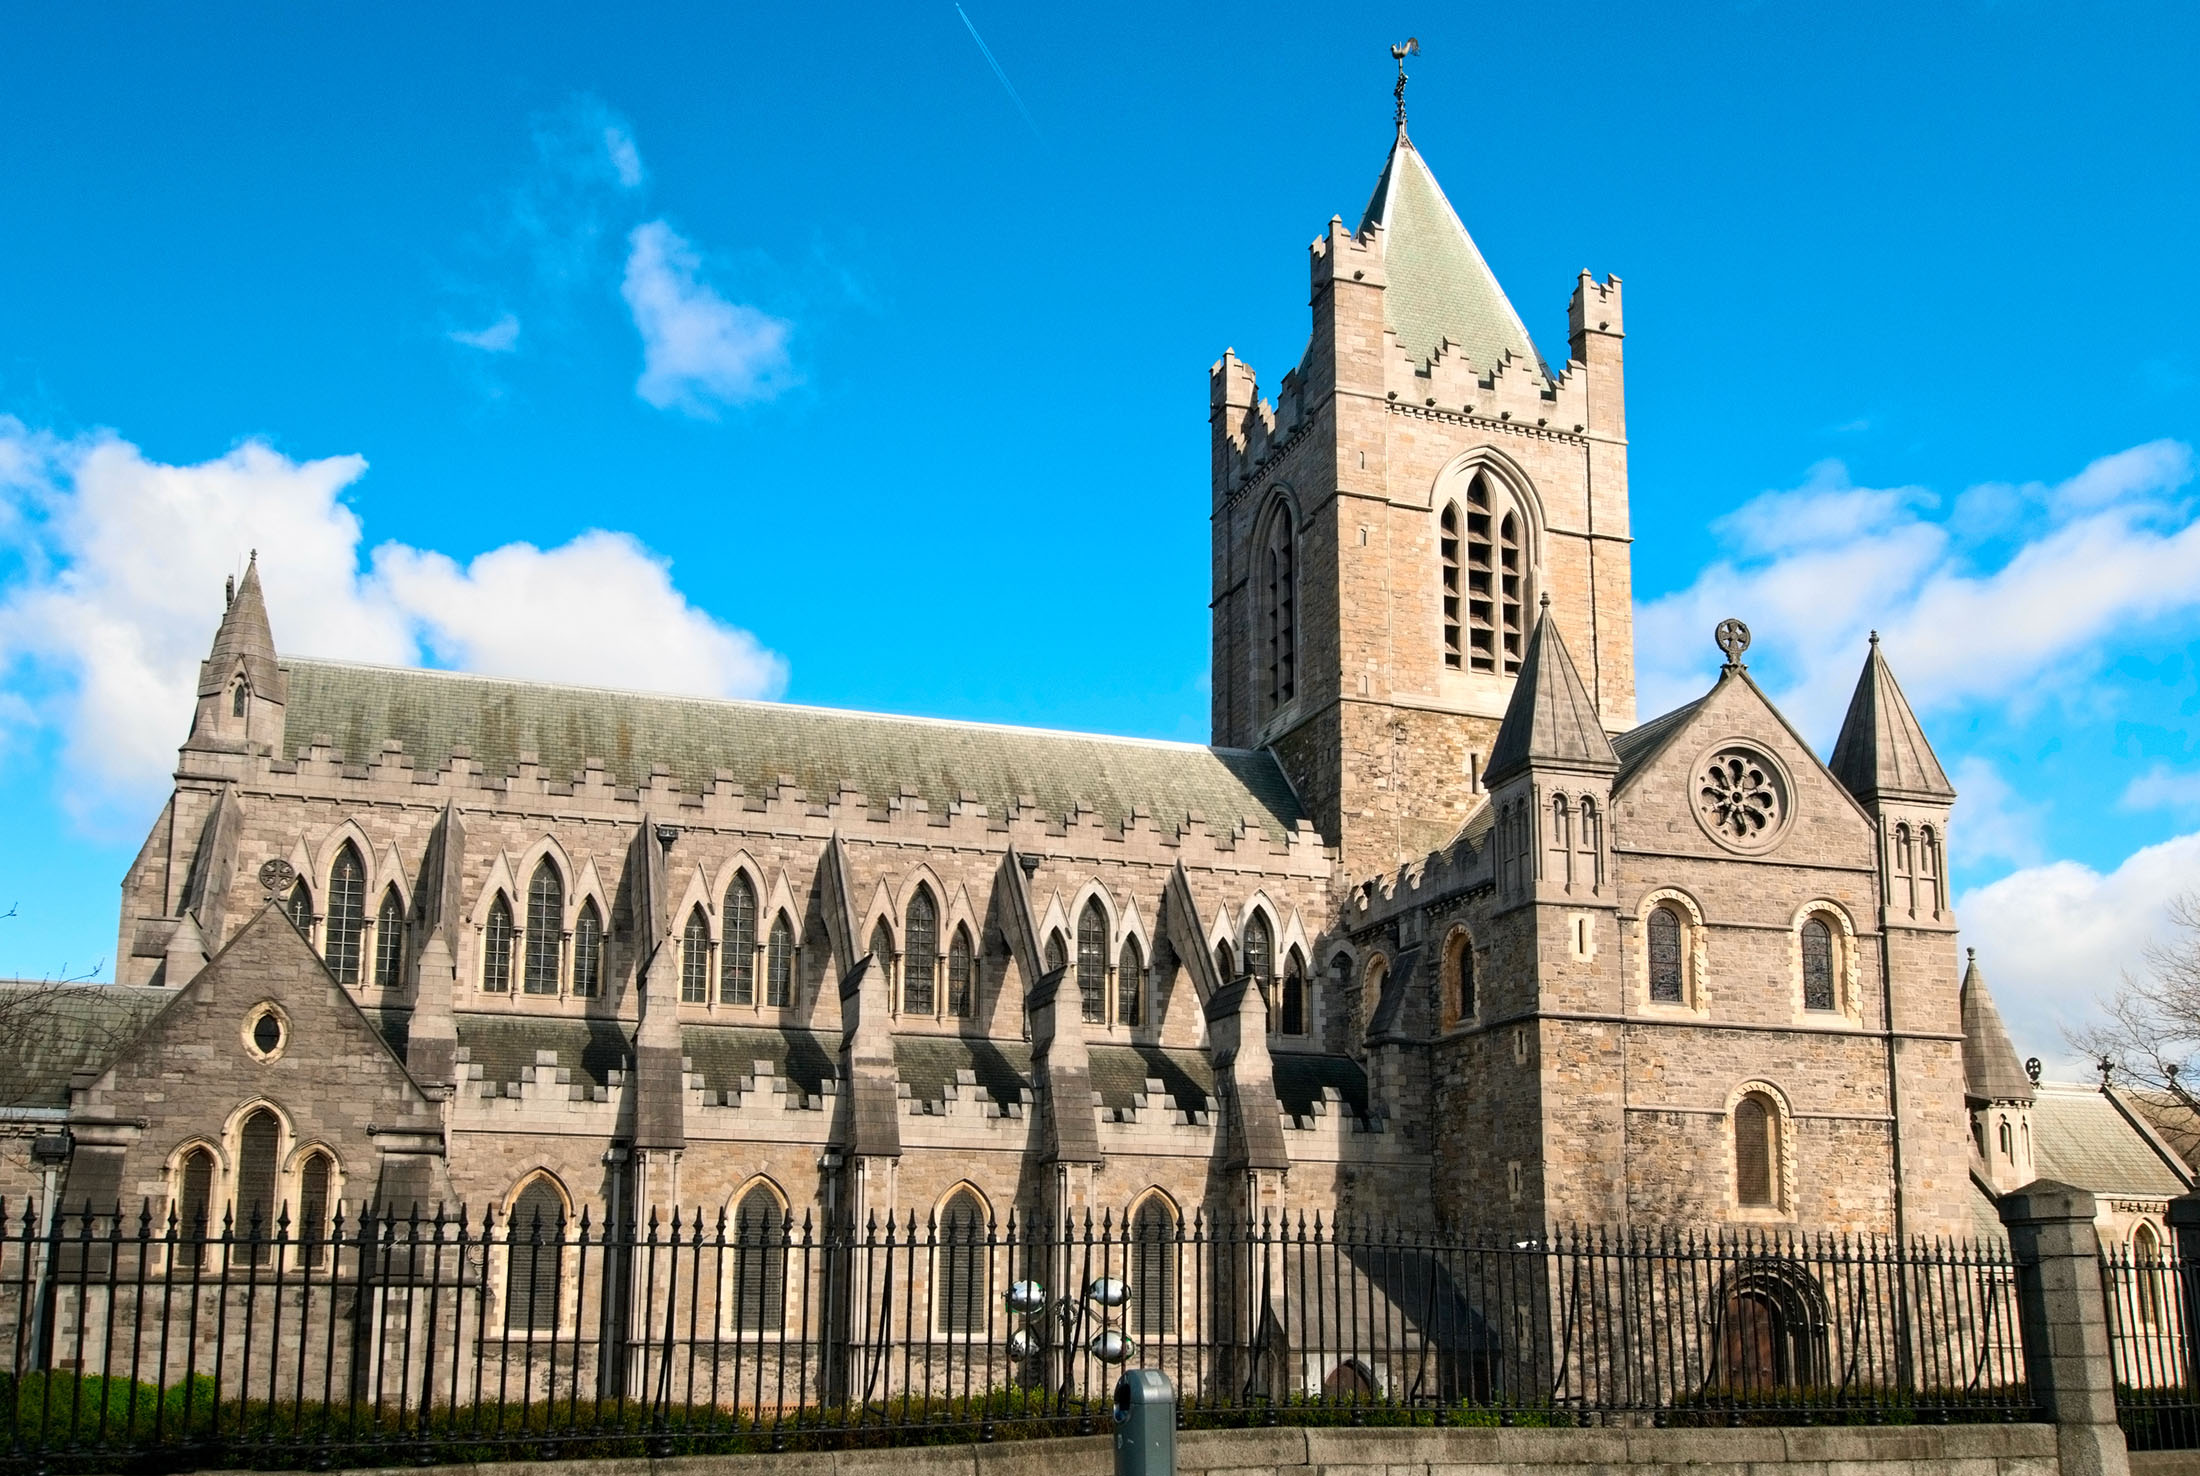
[27,1129,73,1371]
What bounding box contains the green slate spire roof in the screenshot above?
[1829,634,1954,804]
[1359,129,1545,377]
[1486,602,1616,784]
[1961,951,2035,1106]
[197,551,285,703]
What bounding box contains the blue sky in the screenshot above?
[2,1,2197,1062]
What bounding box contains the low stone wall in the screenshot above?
[286,1422,2065,1476]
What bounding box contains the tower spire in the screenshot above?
[1390,37,1419,132]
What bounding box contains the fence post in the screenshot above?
[2168,1191,2200,1397]
[2000,1180,2130,1476]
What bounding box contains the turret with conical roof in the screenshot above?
[185,552,288,763]
[1961,950,2038,1191]
[1831,633,1954,806]
[1487,599,1619,787]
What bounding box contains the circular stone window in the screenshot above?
[1693,744,1792,854]
[244,1005,287,1061]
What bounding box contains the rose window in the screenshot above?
[1697,749,1784,846]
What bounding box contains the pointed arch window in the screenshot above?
[1457,473,1528,675]
[1893,824,1917,915]
[948,927,975,1018]
[373,888,405,988]
[524,860,563,995]
[1998,1116,2014,1159]
[1735,1093,1780,1209]
[1118,937,1145,1029]
[326,844,366,984]
[1498,511,1524,671]
[2137,1223,2166,1326]
[238,1107,281,1255]
[1243,913,1274,982]
[1920,826,1943,917]
[1263,506,1297,711]
[572,901,604,998]
[682,907,712,1003]
[1577,797,1602,893]
[176,1147,215,1268]
[870,920,896,1001]
[732,1183,787,1332]
[1131,1195,1180,1336]
[1801,917,1836,1012]
[721,873,758,1005]
[506,1178,566,1332]
[1044,930,1067,975]
[1076,899,1108,1024]
[1215,940,1235,982]
[906,887,939,1016]
[1281,951,1307,1036]
[1549,795,1574,889]
[1447,931,1475,1022]
[299,1151,333,1268]
[1440,502,1464,670]
[1648,906,1685,1004]
[285,880,313,935]
[482,895,515,993]
[766,913,795,1007]
[232,680,248,718]
[935,1187,990,1336]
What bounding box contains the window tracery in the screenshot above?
[572,901,604,998]
[326,844,366,984]
[766,913,795,1007]
[482,895,514,993]
[373,887,405,988]
[721,874,758,1005]
[524,860,563,995]
[906,886,939,1016]
[1801,917,1836,1012]
[1076,899,1108,1024]
[682,908,712,1003]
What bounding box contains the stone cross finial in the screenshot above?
[1714,617,1751,672]
[1391,38,1419,129]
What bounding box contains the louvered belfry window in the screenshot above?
[721,874,757,1005]
[326,844,366,984]
[1735,1095,1777,1208]
[1076,900,1108,1024]
[732,1184,786,1332]
[905,887,938,1015]
[1801,918,1836,1011]
[1264,510,1296,709]
[1441,502,1465,670]
[524,861,563,995]
[1648,907,1684,1004]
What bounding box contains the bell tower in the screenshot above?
[1210,54,1635,880]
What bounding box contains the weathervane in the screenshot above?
[1391,38,1419,130]
[1714,618,1751,673]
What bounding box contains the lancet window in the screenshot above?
[721,873,758,1005]
[326,844,366,985]
[1076,899,1108,1024]
[1734,1094,1781,1209]
[905,886,939,1016]
[482,896,514,993]
[1118,937,1144,1028]
[947,926,975,1017]
[571,902,604,998]
[1452,473,1528,675]
[766,913,795,1007]
[682,908,712,1003]
[524,861,562,995]
[373,888,405,988]
[1263,506,1297,711]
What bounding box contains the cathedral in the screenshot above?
[13,108,2043,1252]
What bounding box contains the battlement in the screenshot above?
[1568,270,1624,340]
[1309,215,1387,290]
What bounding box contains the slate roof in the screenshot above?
[280,659,1306,844]
[0,982,175,1112]
[1359,131,1545,377]
[1090,1044,1213,1115]
[1829,638,1954,804]
[686,1025,839,1101]
[895,1035,1033,1108]
[1274,1053,1371,1121]
[1611,700,1703,785]
[1485,609,1617,783]
[1960,955,2034,1105]
[454,1013,633,1092]
[2031,1084,2192,1198]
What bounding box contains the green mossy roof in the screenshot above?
[1360,133,1544,377]
[0,982,176,1111]
[281,660,1305,845]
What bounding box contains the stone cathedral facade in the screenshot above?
[16,117,2012,1249]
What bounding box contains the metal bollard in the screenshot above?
[1113,1369,1176,1476]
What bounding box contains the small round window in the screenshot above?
[244,1006,286,1061]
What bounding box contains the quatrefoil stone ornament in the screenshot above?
[1715,618,1751,668]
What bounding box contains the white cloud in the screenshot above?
[449,313,520,353]
[602,122,644,191]
[0,418,787,821]
[1960,830,2200,1075]
[622,220,793,414]
[2122,764,2200,815]
[1636,440,2200,736]
[1947,756,2046,868]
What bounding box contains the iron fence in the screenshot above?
[0,1199,2034,1470]
[2102,1240,2200,1449]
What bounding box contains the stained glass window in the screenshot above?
[326,845,366,984]
[1648,907,1684,1004]
[524,861,563,995]
[721,874,757,1004]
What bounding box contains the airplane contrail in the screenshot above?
[955,5,1043,140]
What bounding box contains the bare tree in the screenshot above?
[2069,891,2200,1163]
